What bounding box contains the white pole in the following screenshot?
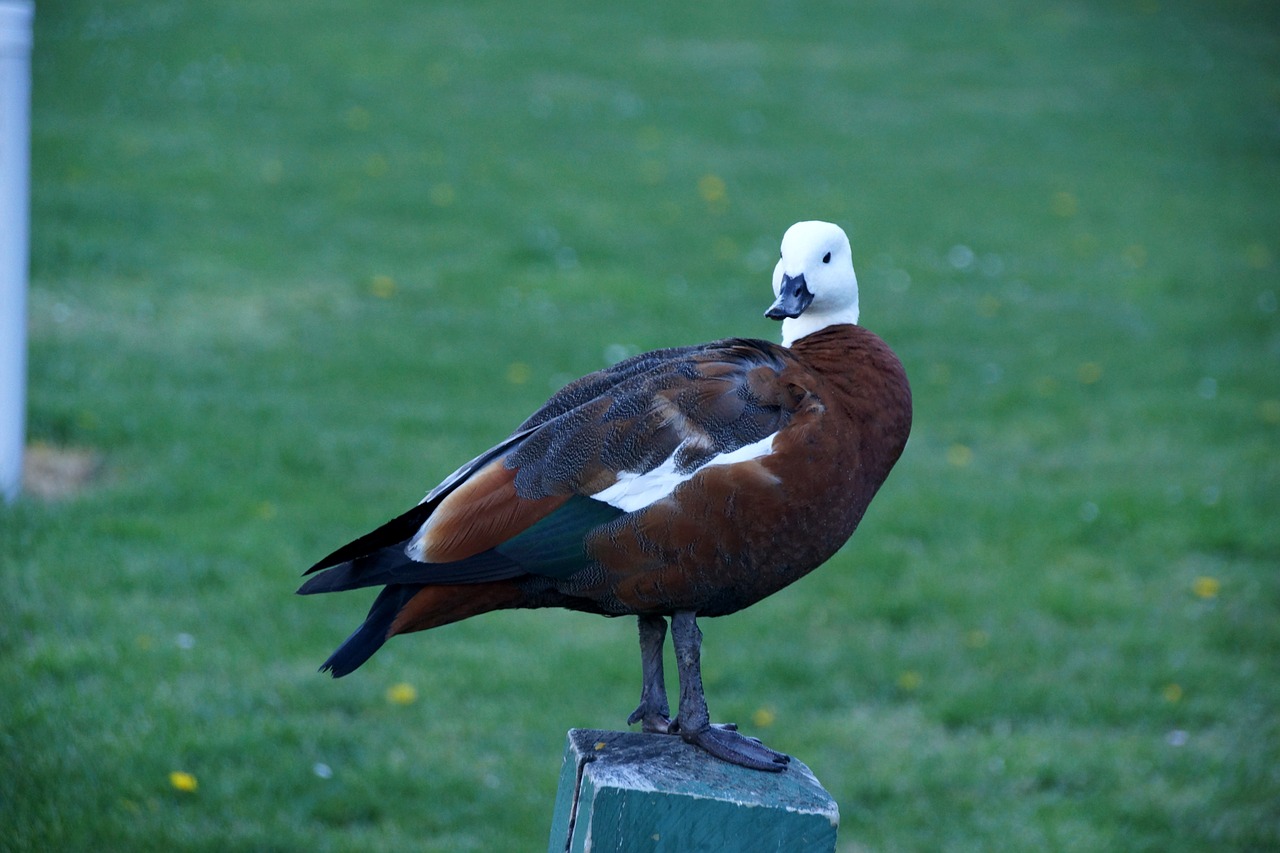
[0,1,33,503]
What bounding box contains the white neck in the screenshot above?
[780,303,860,347]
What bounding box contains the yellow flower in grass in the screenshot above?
[169,771,198,793]
[897,670,923,692]
[1192,576,1220,599]
[505,362,532,385]
[1077,361,1103,384]
[752,707,776,728]
[697,174,726,204]
[386,682,418,705]
[1163,683,1183,704]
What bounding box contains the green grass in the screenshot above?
[3,0,1279,849]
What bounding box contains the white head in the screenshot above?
[766,220,860,346]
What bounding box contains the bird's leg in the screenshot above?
[626,614,672,733]
[669,610,790,772]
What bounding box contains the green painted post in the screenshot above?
[548,729,839,852]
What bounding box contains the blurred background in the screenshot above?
[2,1,1277,850]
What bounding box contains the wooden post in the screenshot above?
[548,729,839,852]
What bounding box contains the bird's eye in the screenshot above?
[822,252,831,264]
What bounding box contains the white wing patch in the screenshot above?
[591,432,777,512]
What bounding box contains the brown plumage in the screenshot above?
[300,220,912,771]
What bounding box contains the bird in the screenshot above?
[299,220,912,772]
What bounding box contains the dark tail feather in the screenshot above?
[319,584,421,678]
[298,547,525,596]
[304,504,436,576]
[298,546,415,595]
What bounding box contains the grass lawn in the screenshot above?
[3,0,1278,849]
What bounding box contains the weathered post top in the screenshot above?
[549,729,840,853]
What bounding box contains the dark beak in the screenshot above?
[765,273,814,320]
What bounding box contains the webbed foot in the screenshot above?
[678,722,790,772]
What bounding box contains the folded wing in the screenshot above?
[299,337,807,672]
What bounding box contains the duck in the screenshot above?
[299,220,912,771]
